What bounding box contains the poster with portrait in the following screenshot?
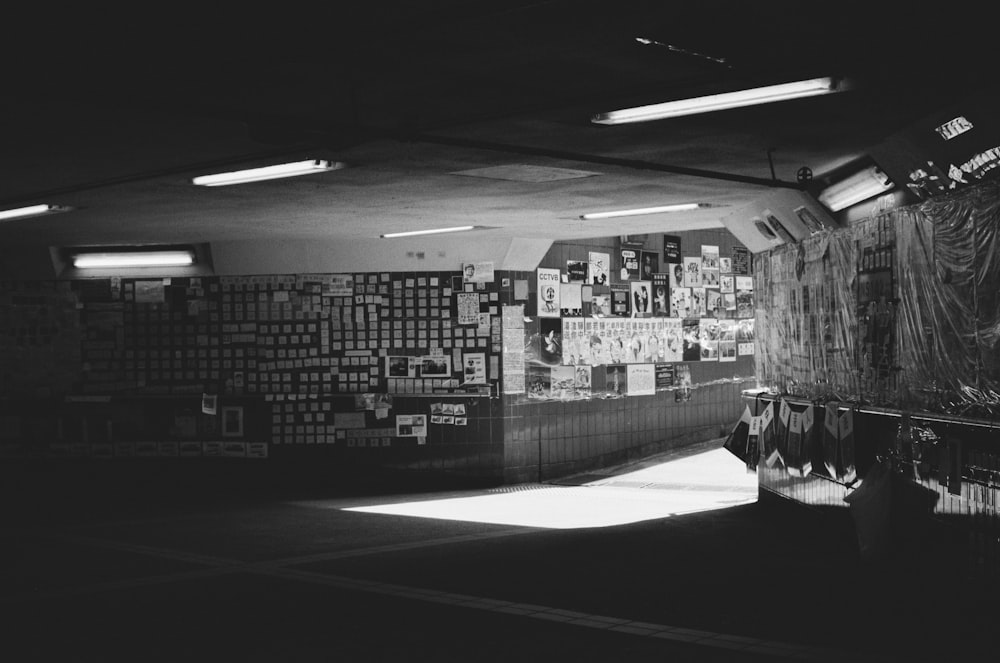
[462,261,494,284]
[623,327,645,363]
[588,252,610,286]
[663,318,683,362]
[537,268,561,317]
[640,251,658,281]
[561,317,586,365]
[627,364,655,396]
[670,287,692,319]
[574,365,592,397]
[682,318,701,362]
[691,287,707,317]
[629,280,652,317]
[667,262,684,290]
[706,289,723,318]
[719,256,732,274]
[736,276,754,318]
[683,257,701,288]
[651,274,670,316]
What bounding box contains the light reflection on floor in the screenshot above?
[343,447,758,529]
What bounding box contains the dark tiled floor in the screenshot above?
[2,441,997,662]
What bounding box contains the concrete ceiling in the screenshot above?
[1,2,997,273]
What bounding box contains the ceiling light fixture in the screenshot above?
[0,203,73,222]
[72,250,195,269]
[592,77,844,125]
[580,203,705,220]
[381,226,477,239]
[817,165,893,212]
[191,159,345,186]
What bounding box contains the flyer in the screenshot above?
[537,268,562,317]
[588,252,610,286]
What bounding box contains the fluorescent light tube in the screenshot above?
[580,203,704,220]
[817,166,893,211]
[192,159,344,186]
[0,204,72,221]
[381,226,476,238]
[592,77,843,125]
[73,251,195,269]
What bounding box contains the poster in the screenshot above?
[719,257,732,274]
[134,280,165,304]
[502,305,526,394]
[736,276,754,318]
[640,250,658,280]
[732,246,750,275]
[627,364,655,395]
[462,352,487,384]
[537,268,561,317]
[561,318,588,365]
[566,260,588,282]
[457,292,480,325]
[462,261,494,283]
[682,318,701,361]
[683,257,701,288]
[737,318,755,355]
[329,274,354,296]
[610,283,630,316]
[706,289,723,318]
[670,287,692,318]
[652,274,670,316]
[668,262,684,289]
[720,275,734,293]
[691,287,706,317]
[700,318,720,361]
[396,414,428,437]
[663,318,683,362]
[605,364,627,396]
[589,294,611,316]
[719,319,737,362]
[655,363,675,389]
[574,365,592,397]
[385,355,417,378]
[588,251,610,286]
[528,365,552,398]
[620,248,640,280]
[674,364,692,402]
[629,280,652,316]
[539,318,562,365]
[559,282,583,315]
[550,365,576,399]
[419,355,451,377]
[663,235,681,263]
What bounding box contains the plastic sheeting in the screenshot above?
[755,179,1000,418]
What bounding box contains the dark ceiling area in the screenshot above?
[1,2,998,258]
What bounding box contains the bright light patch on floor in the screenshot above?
[343,447,757,529]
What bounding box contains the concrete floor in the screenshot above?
[2,439,997,662]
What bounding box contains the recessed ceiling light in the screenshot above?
[72,250,195,269]
[0,204,73,222]
[191,159,345,186]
